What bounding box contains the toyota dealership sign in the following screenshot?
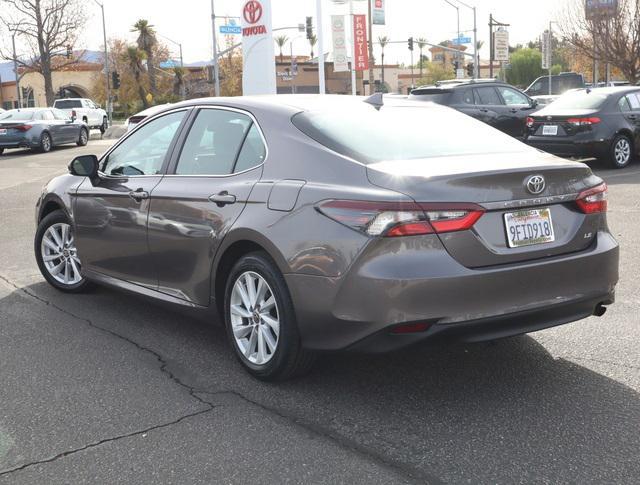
[241,0,276,95]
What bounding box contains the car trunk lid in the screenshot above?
[528,108,601,137]
[366,151,603,267]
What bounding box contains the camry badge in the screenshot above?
[526,175,546,195]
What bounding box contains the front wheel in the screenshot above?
[224,252,315,381]
[35,210,91,292]
[0,148,4,156]
[77,127,88,146]
[100,117,107,134]
[609,134,633,169]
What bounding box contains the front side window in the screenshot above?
[475,87,502,105]
[102,110,186,176]
[498,87,529,106]
[176,109,253,175]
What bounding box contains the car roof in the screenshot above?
[4,107,45,112]
[569,86,640,96]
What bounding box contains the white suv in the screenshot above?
[52,98,108,133]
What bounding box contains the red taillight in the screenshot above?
[390,322,431,334]
[14,124,32,132]
[576,183,607,214]
[567,117,601,126]
[526,116,535,128]
[316,200,484,237]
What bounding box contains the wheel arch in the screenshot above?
[38,194,69,223]
[212,229,290,317]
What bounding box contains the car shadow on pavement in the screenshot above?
[2,280,638,483]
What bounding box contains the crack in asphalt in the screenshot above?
[0,274,440,484]
[0,408,213,477]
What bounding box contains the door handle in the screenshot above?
[209,191,237,207]
[129,189,149,201]
[510,108,518,113]
[479,108,489,113]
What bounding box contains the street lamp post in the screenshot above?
[10,28,21,108]
[157,33,185,99]
[451,0,477,78]
[316,0,326,94]
[93,0,111,125]
[211,0,221,96]
[444,0,460,66]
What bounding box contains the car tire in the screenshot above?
[100,117,107,134]
[0,148,4,156]
[224,252,315,381]
[609,134,633,169]
[34,210,92,293]
[77,127,89,146]
[39,132,52,153]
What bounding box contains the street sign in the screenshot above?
[372,0,386,25]
[541,30,552,69]
[456,68,465,79]
[220,25,242,34]
[493,29,509,62]
[585,0,618,20]
[452,35,472,45]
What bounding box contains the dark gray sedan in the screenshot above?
[0,107,88,155]
[33,95,619,380]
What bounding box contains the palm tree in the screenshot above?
[275,35,289,63]
[309,34,317,59]
[378,36,389,90]
[124,46,149,109]
[132,19,157,97]
[417,38,428,79]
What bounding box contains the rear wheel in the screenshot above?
[609,134,633,169]
[39,132,52,153]
[224,252,315,381]
[35,210,91,292]
[77,127,88,146]
[0,148,4,156]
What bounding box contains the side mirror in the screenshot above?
[69,155,99,184]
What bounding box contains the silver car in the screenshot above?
[33,95,619,380]
[0,108,89,155]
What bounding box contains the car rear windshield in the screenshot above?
[0,111,34,121]
[291,104,527,164]
[54,100,82,109]
[550,91,608,109]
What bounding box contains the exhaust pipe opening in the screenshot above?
[593,303,608,317]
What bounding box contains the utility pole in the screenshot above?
[94,0,110,124]
[316,0,325,94]
[11,29,21,108]
[350,0,357,95]
[211,0,221,96]
[367,0,375,94]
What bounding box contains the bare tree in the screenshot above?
[559,0,640,83]
[0,0,86,106]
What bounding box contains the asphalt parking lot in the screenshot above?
[0,139,639,484]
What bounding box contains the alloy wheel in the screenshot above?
[615,138,631,166]
[40,222,82,285]
[42,133,51,152]
[229,271,280,365]
[80,129,88,145]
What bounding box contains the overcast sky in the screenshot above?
[77,0,567,65]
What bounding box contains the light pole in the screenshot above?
[93,0,111,124]
[452,0,478,78]
[10,26,21,108]
[315,0,326,94]
[444,0,460,70]
[211,0,221,96]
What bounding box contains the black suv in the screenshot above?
[524,72,586,97]
[408,80,538,139]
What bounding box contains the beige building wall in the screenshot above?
[0,81,19,110]
[19,69,101,107]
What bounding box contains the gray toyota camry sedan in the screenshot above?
[34,95,619,380]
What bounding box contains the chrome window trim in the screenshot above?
[166,104,269,178]
[97,107,191,179]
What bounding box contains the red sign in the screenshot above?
[353,14,369,71]
[243,0,263,25]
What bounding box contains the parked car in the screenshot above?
[0,108,89,155]
[409,80,538,139]
[524,72,586,98]
[34,95,618,380]
[125,104,172,132]
[52,98,108,134]
[525,86,640,168]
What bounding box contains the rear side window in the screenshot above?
[234,124,266,173]
[54,100,82,109]
[626,93,640,110]
[619,96,632,112]
[475,87,502,105]
[0,110,34,121]
[41,110,55,121]
[461,89,475,105]
[176,109,253,176]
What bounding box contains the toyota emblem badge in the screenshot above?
[526,175,546,195]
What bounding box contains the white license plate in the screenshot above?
[0,129,6,135]
[504,208,555,248]
[542,125,558,136]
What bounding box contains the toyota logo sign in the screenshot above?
[243,0,263,25]
[525,175,546,195]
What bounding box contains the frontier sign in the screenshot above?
[241,0,276,95]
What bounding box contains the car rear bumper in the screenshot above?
[286,231,619,352]
[525,136,610,158]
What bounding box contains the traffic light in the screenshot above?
[111,71,121,89]
[306,16,313,40]
[66,45,72,58]
[407,37,414,51]
[453,59,459,74]
[467,62,474,77]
